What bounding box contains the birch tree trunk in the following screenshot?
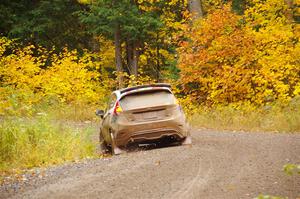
[188,0,203,20]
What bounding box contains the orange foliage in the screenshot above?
[178,4,300,106]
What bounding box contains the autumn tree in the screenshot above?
[178,3,300,106]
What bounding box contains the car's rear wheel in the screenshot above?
[99,130,109,154]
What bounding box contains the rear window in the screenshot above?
[120,90,175,110]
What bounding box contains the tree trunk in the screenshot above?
[126,39,133,74]
[188,0,203,20]
[90,34,100,52]
[156,32,160,80]
[114,24,123,88]
[285,0,294,21]
[132,41,139,78]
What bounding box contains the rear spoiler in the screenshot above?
[120,83,171,94]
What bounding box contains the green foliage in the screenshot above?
[0,0,35,35]
[0,0,93,51]
[78,0,188,79]
[78,0,162,41]
[232,0,246,15]
[255,163,300,199]
[284,164,300,175]
[255,195,287,199]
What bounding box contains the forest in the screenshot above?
[0,0,300,173]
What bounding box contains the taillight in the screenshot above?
[113,101,123,115]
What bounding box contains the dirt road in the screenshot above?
[1,129,300,199]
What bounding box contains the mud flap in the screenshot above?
[110,132,125,155]
[182,136,192,145]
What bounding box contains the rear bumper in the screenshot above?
[113,117,189,146]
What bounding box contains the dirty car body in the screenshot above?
[96,83,191,154]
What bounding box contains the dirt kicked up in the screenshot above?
[1,129,300,199]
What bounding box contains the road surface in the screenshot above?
[1,129,300,199]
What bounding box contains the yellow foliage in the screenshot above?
[115,70,156,88]
[41,49,109,104]
[0,37,12,57]
[0,45,43,91]
[0,37,114,115]
[202,0,224,13]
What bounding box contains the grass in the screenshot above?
[33,101,101,122]
[188,99,300,133]
[0,97,104,178]
[53,103,102,122]
[0,113,98,176]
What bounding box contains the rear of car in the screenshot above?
[110,85,190,147]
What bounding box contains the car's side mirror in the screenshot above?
[95,109,104,118]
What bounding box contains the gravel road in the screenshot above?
[1,129,300,199]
